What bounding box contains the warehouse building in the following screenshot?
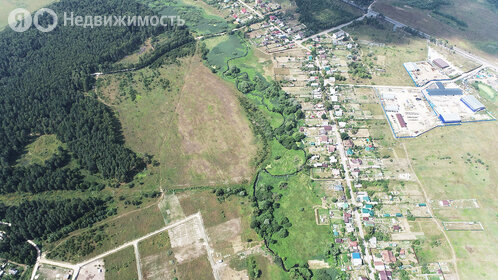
[439,112,461,124]
[433,58,449,69]
[461,95,485,112]
[396,113,407,128]
[426,88,463,96]
[385,105,399,112]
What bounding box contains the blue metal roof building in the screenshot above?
[439,113,461,124]
[427,88,463,96]
[461,95,485,112]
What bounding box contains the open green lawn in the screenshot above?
[403,121,498,279]
[104,246,138,280]
[265,140,306,176]
[143,0,231,36]
[15,134,64,167]
[477,82,497,102]
[207,34,246,71]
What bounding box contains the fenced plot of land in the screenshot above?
[168,216,206,263]
[443,222,484,231]
[78,259,105,280]
[103,246,138,280]
[138,232,176,280]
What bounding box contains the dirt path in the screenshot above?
[32,213,220,280]
[401,142,459,279]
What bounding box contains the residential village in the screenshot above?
[220,1,497,279]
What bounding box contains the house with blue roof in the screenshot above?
[351,252,362,266]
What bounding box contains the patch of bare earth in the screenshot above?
[168,217,206,263]
[78,259,105,280]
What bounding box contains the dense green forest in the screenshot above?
[295,0,361,33]
[0,0,195,264]
[0,198,111,264]
[0,0,161,188]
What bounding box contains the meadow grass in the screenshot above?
[104,246,138,280]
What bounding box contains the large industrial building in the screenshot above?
[433,58,449,69]
[426,82,463,96]
[461,95,485,112]
[439,112,461,124]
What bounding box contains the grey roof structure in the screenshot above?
[433,58,449,69]
[461,95,485,112]
[427,88,463,96]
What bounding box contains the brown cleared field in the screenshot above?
[403,121,498,279]
[373,0,498,63]
[96,55,258,189]
[104,246,138,280]
[176,255,215,280]
[175,58,257,187]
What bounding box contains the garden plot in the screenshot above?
[36,264,74,280]
[168,217,207,263]
[442,221,484,231]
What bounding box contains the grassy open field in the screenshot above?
[97,55,258,189]
[47,205,165,262]
[403,121,498,279]
[373,0,498,63]
[176,255,215,280]
[207,34,247,71]
[429,43,482,72]
[0,0,57,28]
[265,140,306,176]
[177,189,256,242]
[344,21,428,86]
[104,246,138,280]
[15,134,64,167]
[138,231,177,280]
[477,82,497,102]
[143,0,231,36]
